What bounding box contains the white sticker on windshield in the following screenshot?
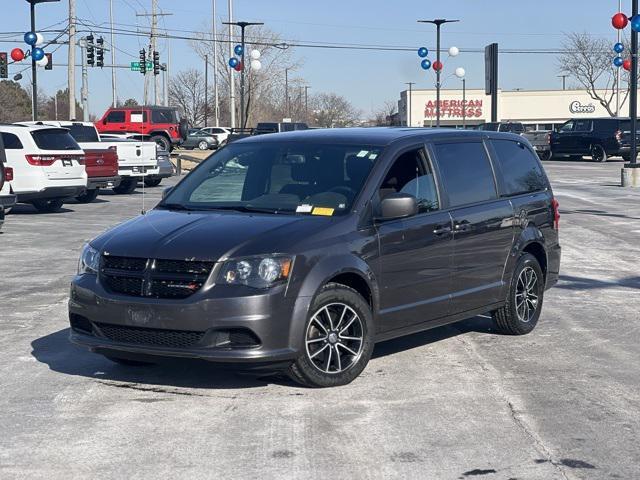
[356,150,369,157]
[369,153,378,160]
[296,204,313,213]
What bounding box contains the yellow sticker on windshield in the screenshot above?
[312,207,334,216]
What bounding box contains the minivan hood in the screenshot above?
[91,208,333,261]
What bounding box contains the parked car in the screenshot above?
[144,147,174,187]
[95,106,188,151]
[69,128,561,387]
[522,130,552,161]
[199,127,231,147]
[0,134,17,228]
[476,122,525,134]
[254,122,309,135]
[225,128,255,144]
[181,129,218,150]
[20,121,155,196]
[550,117,631,162]
[0,124,87,213]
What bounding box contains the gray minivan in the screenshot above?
[69,128,561,387]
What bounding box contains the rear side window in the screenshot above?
[491,140,547,196]
[574,120,592,132]
[30,129,80,151]
[434,142,497,207]
[1,132,23,149]
[151,109,176,124]
[67,125,99,142]
[105,111,125,123]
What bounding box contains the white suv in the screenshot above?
[0,125,87,213]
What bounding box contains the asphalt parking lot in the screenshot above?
[1,159,639,480]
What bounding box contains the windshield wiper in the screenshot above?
[200,205,294,214]
[157,203,194,211]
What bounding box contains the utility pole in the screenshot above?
[228,0,235,128]
[109,0,117,106]
[204,54,209,127]
[304,85,310,122]
[285,68,289,118]
[557,74,568,91]
[405,82,415,126]
[136,2,171,105]
[165,45,170,106]
[212,0,219,126]
[462,78,466,128]
[68,0,76,118]
[418,18,459,128]
[79,38,89,121]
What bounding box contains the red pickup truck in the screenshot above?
[95,106,188,151]
[76,147,120,203]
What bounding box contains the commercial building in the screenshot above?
[397,88,623,130]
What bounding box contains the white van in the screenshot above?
[0,125,87,213]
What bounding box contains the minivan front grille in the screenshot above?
[101,255,214,299]
[96,323,205,348]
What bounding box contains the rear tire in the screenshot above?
[288,283,374,388]
[31,198,64,213]
[144,177,162,187]
[538,150,552,161]
[113,177,137,194]
[198,140,209,150]
[150,134,171,152]
[104,354,154,366]
[493,253,545,335]
[591,144,607,163]
[75,188,99,204]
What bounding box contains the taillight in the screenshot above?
[77,156,86,165]
[551,198,560,230]
[547,132,551,145]
[615,130,622,143]
[4,167,13,181]
[25,155,57,166]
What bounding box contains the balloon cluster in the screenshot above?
[416,45,459,73]
[611,12,640,71]
[228,45,261,72]
[10,31,50,67]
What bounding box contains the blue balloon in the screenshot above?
[632,15,640,32]
[32,47,45,61]
[418,47,429,58]
[614,56,624,67]
[614,42,625,54]
[421,59,432,70]
[228,57,239,68]
[24,31,37,46]
[234,44,243,56]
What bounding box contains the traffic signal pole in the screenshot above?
[79,38,89,121]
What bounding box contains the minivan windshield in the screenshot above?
[160,142,381,215]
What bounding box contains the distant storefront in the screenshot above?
[397,88,623,130]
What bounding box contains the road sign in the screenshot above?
[130,61,152,72]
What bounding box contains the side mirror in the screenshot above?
[162,187,173,200]
[377,193,418,221]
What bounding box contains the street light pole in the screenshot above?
[29,1,37,120]
[462,78,466,128]
[418,18,459,128]
[304,85,310,122]
[405,82,415,126]
[617,0,622,116]
[557,74,568,91]
[204,54,208,127]
[285,68,289,118]
[630,0,638,167]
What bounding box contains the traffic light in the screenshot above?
[44,53,52,70]
[153,50,160,75]
[139,49,146,75]
[86,34,94,67]
[0,52,7,79]
[96,37,104,68]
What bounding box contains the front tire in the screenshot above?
[144,177,162,187]
[493,253,545,335]
[113,177,137,194]
[75,188,99,203]
[198,140,209,150]
[591,144,607,163]
[288,283,374,388]
[31,198,64,213]
[538,150,552,161]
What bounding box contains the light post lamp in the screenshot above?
[418,18,459,127]
[223,21,263,128]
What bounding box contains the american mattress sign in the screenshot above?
[424,99,484,119]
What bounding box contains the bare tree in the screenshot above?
[373,100,398,126]
[559,32,629,117]
[169,69,207,127]
[311,93,361,128]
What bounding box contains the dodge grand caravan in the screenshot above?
[69,128,561,387]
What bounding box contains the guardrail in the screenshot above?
[170,153,207,176]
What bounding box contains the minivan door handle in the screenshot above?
[433,225,452,236]
[454,221,473,232]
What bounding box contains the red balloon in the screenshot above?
[234,62,243,72]
[612,12,629,29]
[623,58,632,71]
[10,48,25,62]
[432,60,443,72]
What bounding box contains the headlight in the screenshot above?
[219,255,293,289]
[78,244,100,275]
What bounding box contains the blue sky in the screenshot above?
[0,0,621,118]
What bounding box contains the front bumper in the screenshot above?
[17,186,85,202]
[68,274,308,364]
[87,176,121,190]
[545,243,561,290]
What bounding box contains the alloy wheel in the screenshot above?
[305,303,364,374]
[515,266,539,323]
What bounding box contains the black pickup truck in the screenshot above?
[549,117,630,162]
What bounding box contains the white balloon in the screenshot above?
[250,49,261,60]
[250,59,262,71]
[35,33,45,46]
[455,67,466,78]
[36,55,49,67]
[448,46,460,57]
